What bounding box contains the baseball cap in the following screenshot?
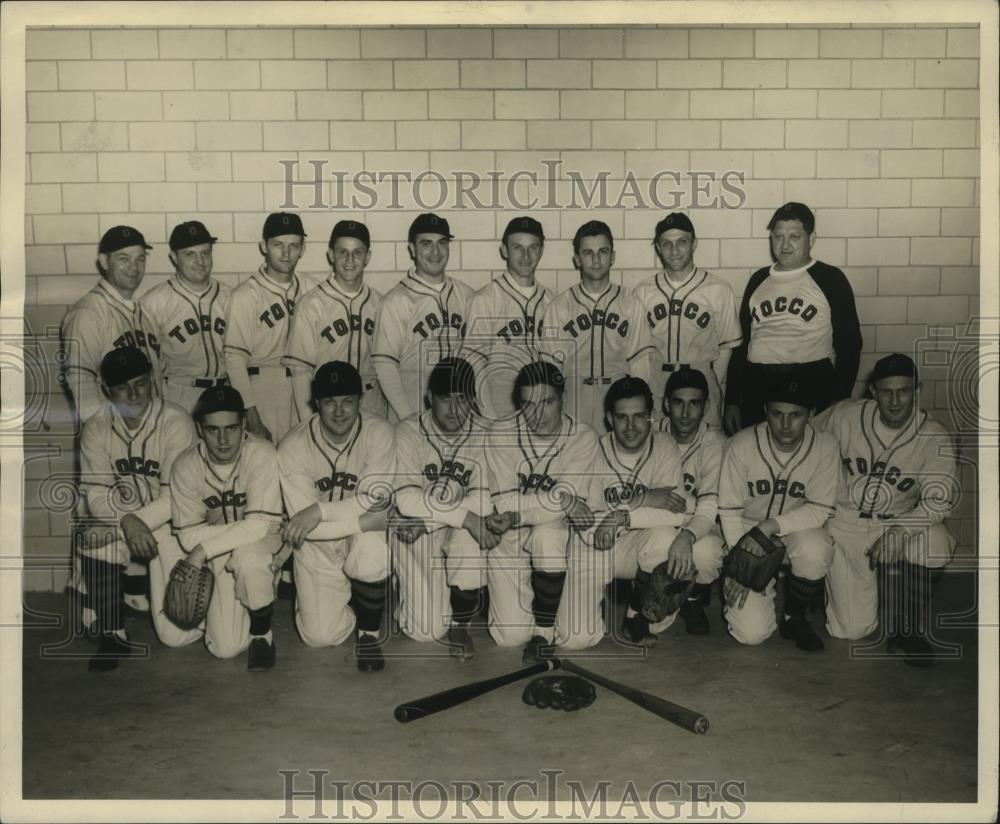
[502,216,545,244]
[763,372,815,409]
[408,213,454,245]
[263,212,307,240]
[313,361,364,399]
[427,357,477,399]
[767,202,816,234]
[665,367,709,400]
[573,220,614,249]
[654,212,696,241]
[99,226,152,255]
[169,220,218,252]
[193,385,246,421]
[870,353,919,385]
[328,220,371,248]
[99,347,151,387]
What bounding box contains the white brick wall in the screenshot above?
[21,24,984,583]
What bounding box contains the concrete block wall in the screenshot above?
[21,25,982,588]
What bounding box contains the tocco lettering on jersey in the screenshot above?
[647,299,711,330]
[604,481,648,506]
[561,309,630,339]
[321,315,375,344]
[422,460,472,487]
[169,314,226,344]
[842,457,916,493]
[113,329,159,353]
[747,478,806,498]
[412,311,466,339]
[114,456,160,478]
[519,472,556,493]
[259,299,295,329]
[316,472,358,493]
[204,490,247,510]
[496,316,537,343]
[749,296,818,325]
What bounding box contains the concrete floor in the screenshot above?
[20,574,979,804]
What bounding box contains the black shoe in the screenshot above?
[887,634,935,668]
[355,633,385,673]
[277,577,296,601]
[447,625,474,661]
[621,612,657,647]
[679,599,711,635]
[522,634,554,664]
[779,615,825,652]
[88,632,138,673]
[247,637,276,671]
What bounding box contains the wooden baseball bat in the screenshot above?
[394,659,559,723]
[559,658,710,735]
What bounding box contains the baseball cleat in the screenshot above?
[621,613,658,647]
[247,637,276,671]
[88,632,139,673]
[679,599,711,635]
[779,615,825,652]
[887,634,935,668]
[447,625,474,661]
[355,633,385,673]
[522,634,555,664]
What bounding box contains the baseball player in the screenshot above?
[482,361,601,662]
[371,213,475,421]
[656,367,728,635]
[277,361,396,672]
[813,354,958,666]
[462,216,552,424]
[538,220,656,432]
[141,221,232,414]
[634,213,741,429]
[391,357,495,659]
[718,374,839,651]
[224,212,308,444]
[169,386,285,670]
[724,202,862,434]
[77,347,199,671]
[284,220,387,421]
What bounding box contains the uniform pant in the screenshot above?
[74,522,150,626]
[293,532,390,648]
[249,366,296,442]
[654,360,722,429]
[738,359,835,428]
[392,524,486,643]
[162,378,226,415]
[724,527,834,646]
[147,525,205,647]
[824,517,955,640]
[563,378,614,433]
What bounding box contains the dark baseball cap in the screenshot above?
[665,367,709,400]
[767,202,815,234]
[99,226,152,255]
[328,220,371,248]
[263,212,307,240]
[99,346,151,387]
[870,353,919,385]
[193,385,246,421]
[502,216,545,243]
[573,219,614,249]
[169,220,218,252]
[654,212,696,241]
[313,361,364,399]
[427,357,476,399]
[408,213,454,244]
[763,372,815,409]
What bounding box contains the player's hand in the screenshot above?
[724,577,751,610]
[756,519,781,540]
[283,503,322,549]
[395,516,428,545]
[640,486,688,514]
[723,404,742,437]
[486,510,518,536]
[244,407,273,442]
[187,545,208,569]
[866,525,911,569]
[464,512,502,551]
[561,494,595,532]
[666,529,696,580]
[120,514,158,560]
[592,511,623,552]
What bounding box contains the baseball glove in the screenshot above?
[639,564,697,624]
[163,559,214,630]
[723,527,786,593]
[522,675,596,712]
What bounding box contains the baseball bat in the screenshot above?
[558,659,710,735]
[394,659,559,723]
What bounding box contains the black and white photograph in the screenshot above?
[1,1,997,821]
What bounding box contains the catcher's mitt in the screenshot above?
[723,527,786,593]
[522,675,596,712]
[163,559,214,630]
[639,563,697,624]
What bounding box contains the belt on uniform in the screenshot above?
[247,366,292,377]
[748,359,830,373]
[165,376,228,389]
[581,377,613,386]
[661,362,692,372]
[859,512,897,521]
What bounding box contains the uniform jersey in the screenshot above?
[283,278,381,379]
[813,399,958,525]
[745,262,833,365]
[634,268,742,364]
[141,277,232,380]
[718,422,838,547]
[658,418,726,538]
[587,430,684,513]
[61,279,164,422]
[224,267,304,371]
[538,283,656,382]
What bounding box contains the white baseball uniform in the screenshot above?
[392,411,491,643]
[169,434,285,658]
[277,413,395,647]
[718,422,839,645]
[283,278,387,420]
[538,284,657,432]
[634,269,741,427]
[813,399,958,640]
[141,276,232,413]
[462,273,552,423]
[483,413,600,647]
[78,397,201,646]
[61,279,164,424]
[224,266,305,441]
[371,271,475,421]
